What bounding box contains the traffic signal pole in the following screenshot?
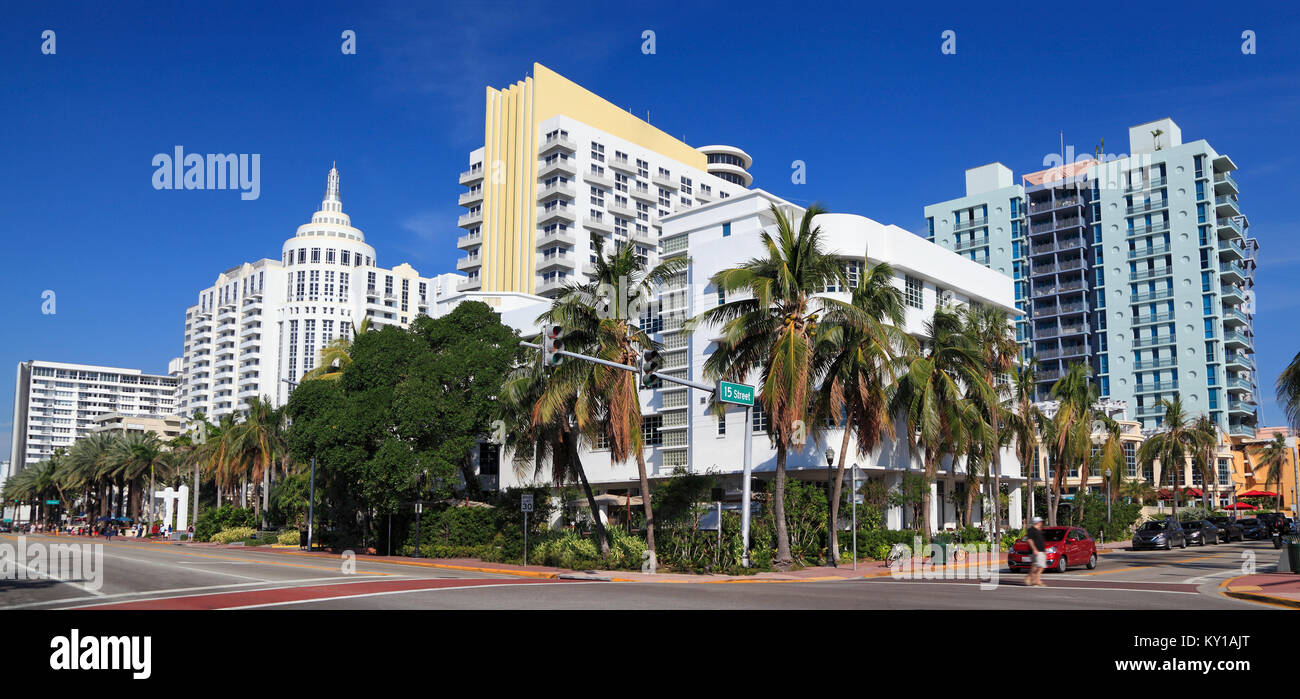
[520,340,755,565]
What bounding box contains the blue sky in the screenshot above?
[2,0,1299,459]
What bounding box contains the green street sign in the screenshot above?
[718,381,755,407]
[45,500,60,505]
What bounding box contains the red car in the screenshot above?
[1008,526,1098,573]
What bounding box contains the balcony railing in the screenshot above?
[1125,176,1166,192]
[953,216,988,231]
[1128,244,1170,259]
[1126,199,1169,215]
[1134,358,1177,371]
[1132,312,1174,325]
[1127,221,1170,236]
[1133,335,1176,348]
[1130,266,1172,281]
[954,235,989,251]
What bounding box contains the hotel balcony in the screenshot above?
[1220,284,1246,303]
[457,233,482,249]
[456,255,481,271]
[584,168,614,188]
[1033,300,1086,319]
[1222,306,1251,327]
[1223,330,1253,349]
[631,184,656,203]
[536,252,576,272]
[1132,334,1176,349]
[1219,261,1246,283]
[456,277,481,292]
[459,165,484,185]
[609,156,636,174]
[536,277,568,296]
[1216,217,1244,237]
[538,134,577,155]
[695,189,715,203]
[537,204,576,224]
[630,228,658,246]
[954,235,990,252]
[537,228,577,247]
[1130,266,1172,282]
[1136,381,1179,394]
[1126,199,1169,215]
[1213,172,1239,194]
[239,337,259,351]
[1218,238,1246,260]
[458,189,484,206]
[538,181,576,202]
[582,216,614,234]
[1225,351,1254,371]
[239,323,261,338]
[1215,194,1241,217]
[458,210,483,228]
[538,157,577,179]
[1125,176,1167,192]
[607,202,636,219]
[1227,398,1256,414]
[953,216,989,231]
[1225,376,1254,393]
[1131,311,1174,327]
[652,173,678,190]
[1128,244,1171,260]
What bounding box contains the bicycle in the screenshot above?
[885,543,909,568]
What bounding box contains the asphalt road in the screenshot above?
[0,534,1282,610]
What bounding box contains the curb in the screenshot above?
[1218,574,1300,610]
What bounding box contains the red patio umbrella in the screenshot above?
[1239,489,1276,498]
[1225,502,1258,510]
[1183,488,1204,497]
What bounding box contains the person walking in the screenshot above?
[1025,517,1047,587]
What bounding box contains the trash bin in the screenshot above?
[299,528,308,549]
[1286,536,1300,574]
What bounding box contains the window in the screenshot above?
[752,404,767,433]
[1124,442,1137,478]
[904,276,923,309]
[643,415,663,446]
[717,415,727,436]
[478,442,500,477]
[722,222,731,237]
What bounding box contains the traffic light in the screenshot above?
[639,348,662,389]
[542,325,565,367]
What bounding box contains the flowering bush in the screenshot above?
[210,527,257,544]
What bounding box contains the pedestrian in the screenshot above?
[1025,517,1047,587]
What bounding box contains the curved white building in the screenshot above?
[696,145,754,187]
[179,166,465,417]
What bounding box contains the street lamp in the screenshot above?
[851,463,859,572]
[825,447,836,567]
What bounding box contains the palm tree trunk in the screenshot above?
[829,425,853,564]
[568,435,610,558]
[965,478,976,528]
[634,450,655,555]
[920,447,937,542]
[774,444,792,570]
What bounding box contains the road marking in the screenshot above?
[1071,552,1235,576]
[9,559,106,597]
[1,576,382,610]
[53,575,418,610]
[221,581,604,609]
[1183,568,1247,584]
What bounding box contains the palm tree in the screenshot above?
[1041,362,1099,525]
[1006,361,1045,527]
[228,396,290,526]
[814,252,910,563]
[961,306,1019,537]
[66,432,117,519]
[889,306,989,539]
[1137,396,1199,521]
[1191,416,1224,510]
[541,233,686,556]
[499,346,611,557]
[1120,477,1157,505]
[695,202,845,568]
[301,317,372,381]
[110,432,171,522]
[1249,434,1288,513]
[1277,351,1300,430]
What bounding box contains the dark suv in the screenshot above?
[1207,516,1244,542]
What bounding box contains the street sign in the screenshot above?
[521,494,534,513]
[45,500,60,505]
[718,381,755,406]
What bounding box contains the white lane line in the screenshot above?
[9,560,106,597]
[96,545,271,579]
[2,576,398,610]
[222,581,602,610]
[1184,568,1252,584]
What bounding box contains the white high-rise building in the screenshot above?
[489,189,1026,533]
[10,360,181,470]
[179,166,465,417]
[455,64,754,298]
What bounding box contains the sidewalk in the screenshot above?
[1220,573,1300,609]
[235,544,1014,583]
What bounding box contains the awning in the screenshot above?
[1239,489,1276,498]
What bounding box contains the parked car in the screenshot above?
[1238,518,1267,540]
[1207,516,1244,542]
[1183,520,1220,546]
[1132,519,1187,550]
[1009,526,1098,573]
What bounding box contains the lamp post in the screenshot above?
[825,447,836,567]
[1105,467,1112,526]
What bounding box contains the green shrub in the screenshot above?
[210,527,257,544]
[870,543,892,560]
[530,531,601,570]
[277,530,300,545]
[194,505,257,542]
[958,525,986,543]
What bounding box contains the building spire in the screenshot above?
[324,163,341,206]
